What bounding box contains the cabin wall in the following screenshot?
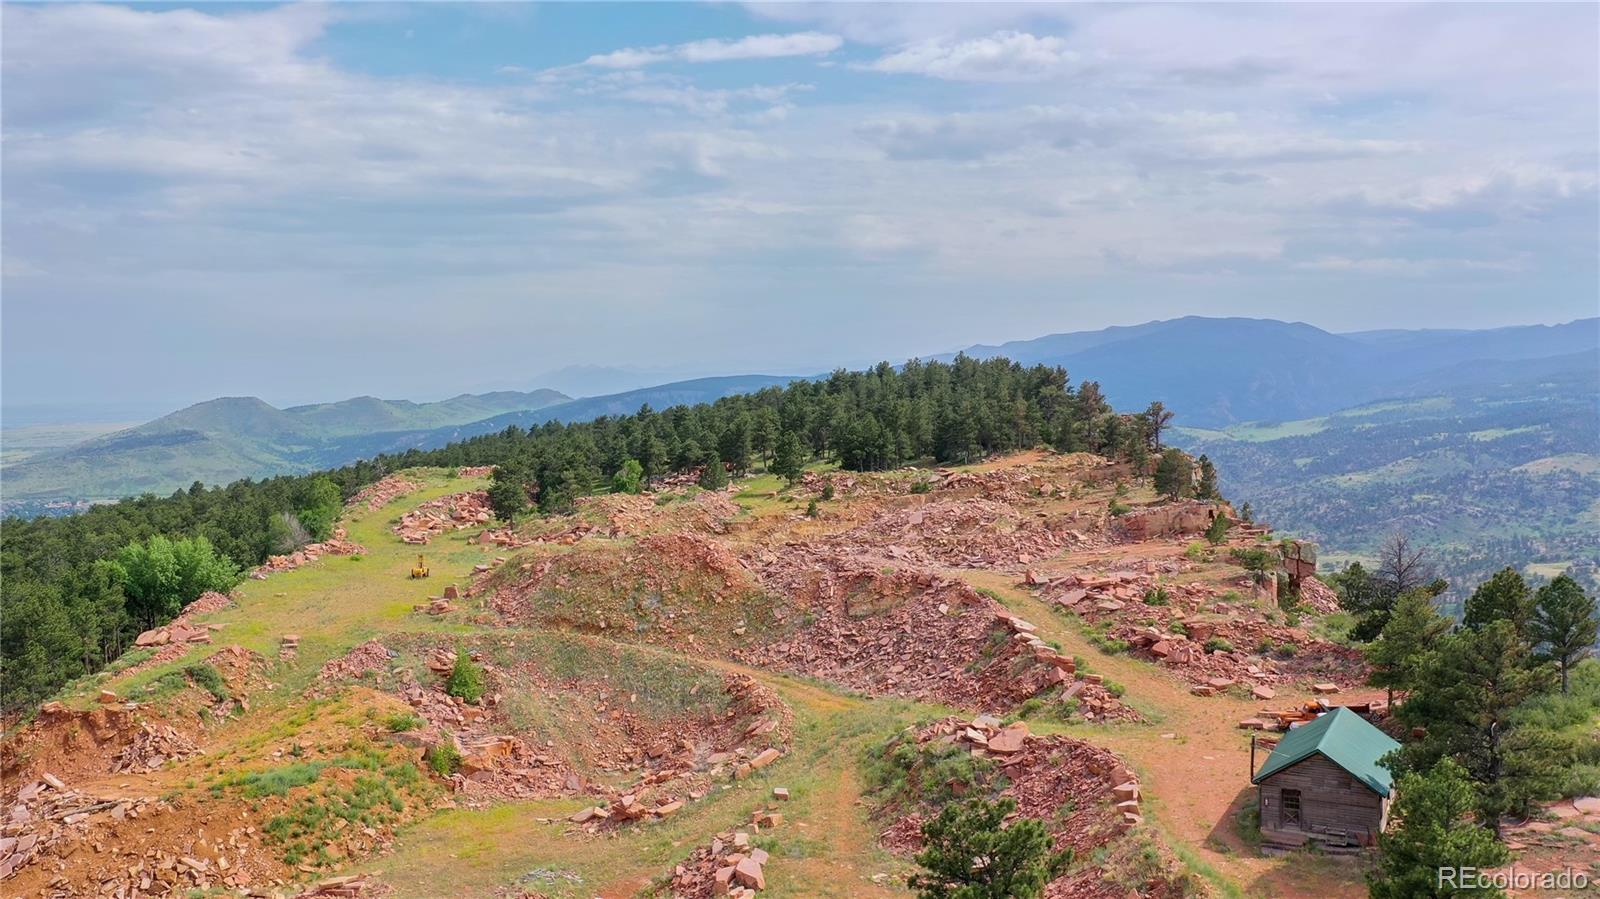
[1257,754,1386,841]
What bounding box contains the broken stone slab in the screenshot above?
[1251,685,1276,701]
[986,723,1028,754]
[734,857,766,890]
[1312,682,1341,695]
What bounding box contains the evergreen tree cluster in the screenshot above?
[1354,559,1598,897]
[2,355,1164,711]
[1357,562,1599,897]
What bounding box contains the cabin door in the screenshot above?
[1279,789,1302,829]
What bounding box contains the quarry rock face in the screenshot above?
[1114,500,1231,541]
[0,449,1366,898]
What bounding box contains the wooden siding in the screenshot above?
[1257,752,1389,844]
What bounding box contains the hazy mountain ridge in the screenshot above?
[1,390,570,506]
[947,315,1598,427]
[320,375,802,462]
[0,379,793,510]
[5,317,1593,514]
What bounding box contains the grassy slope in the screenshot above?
[60,470,923,898]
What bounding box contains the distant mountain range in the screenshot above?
[3,316,1594,514]
[940,315,1598,426]
[0,390,566,506]
[0,378,796,509]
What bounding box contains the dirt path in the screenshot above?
[959,571,1369,899]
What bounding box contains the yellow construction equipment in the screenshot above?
[410,554,430,579]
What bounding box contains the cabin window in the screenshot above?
[1280,789,1302,828]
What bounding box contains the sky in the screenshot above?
[3,2,1597,413]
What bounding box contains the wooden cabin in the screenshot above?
[1251,707,1399,853]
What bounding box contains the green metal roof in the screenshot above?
[1250,707,1400,796]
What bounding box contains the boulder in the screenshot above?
[986,723,1029,754]
[734,857,766,890]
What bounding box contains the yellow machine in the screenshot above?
[410,554,430,579]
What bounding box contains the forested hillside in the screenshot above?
[2,356,1171,711]
[1176,365,1600,601]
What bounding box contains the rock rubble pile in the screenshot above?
[394,492,493,544]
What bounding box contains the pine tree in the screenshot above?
[1462,567,1534,637]
[718,415,753,476]
[1141,401,1174,451]
[486,460,530,522]
[697,449,728,490]
[752,407,780,465]
[1369,758,1509,899]
[1194,455,1219,499]
[1204,513,1231,546]
[1394,620,1559,831]
[1365,590,1450,706]
[1333,556,1446,643]
[772,430,805,485]
[1152,448,1192,501]
[1529,574,1598,694]
[909,797,1071,899]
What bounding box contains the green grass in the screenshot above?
[370,677,930,898]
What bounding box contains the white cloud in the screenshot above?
[583,47,671,69]
[3,3,1595,407]
[679,32,842,63]
[583,31,841,69]
[613,83,807,117]
[867,31,1077,82]
[1321,166,1600,229]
